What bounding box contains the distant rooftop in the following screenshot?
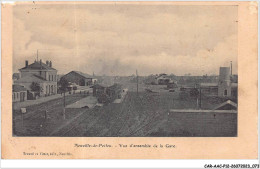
[200,83,218,87]
[71,71,93,79]
[13,84,27,92]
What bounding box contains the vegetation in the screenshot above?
[30,82,41,92]
[59,78,69,93]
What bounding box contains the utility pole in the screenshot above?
[37,49,39,62]
[230,61,232,75]
[63,91,66,119]
[136,69,138,94]
[199,86,202,109]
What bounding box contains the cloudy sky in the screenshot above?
[13,4,237,76]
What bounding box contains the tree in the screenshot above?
[59,78,69,93]
[30,82,40,92]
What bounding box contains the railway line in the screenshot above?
[14,90,237,137]
[13,95,87,136]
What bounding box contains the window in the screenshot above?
[49,75,51,81]
[13,93,15,100]
[224,89,227,96]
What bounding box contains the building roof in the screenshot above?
[13,84,27,92]
[20,61,56,71]
[13,73,20,79]
[14,74,47,83]
[71,71,94,79]
[200,83,218,87]
[170,109,237,114]
[107,83,122,90]
[213,100,237,110]
[200,82,237,88]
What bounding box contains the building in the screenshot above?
[213,100,237,110]
[200,83,218,96]
[12,84,27,102]
[200,67,238,98]
[61,71,97,86]
[93,83,122,103]
[156,74,171,85]
[14,60,58,97]
[167,80,178,89]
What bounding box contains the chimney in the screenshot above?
[46,60,49,66]
[25,60,28,67]
[40,59,42,65]
[49,61,52,67]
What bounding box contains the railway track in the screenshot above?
[57,108,96,136]
[13,95,87,136]
[127,111,161,137]
[102,94,132,136]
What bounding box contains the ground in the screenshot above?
[13,83,237,137]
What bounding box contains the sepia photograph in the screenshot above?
[2,0,258,161]
[11,3,239,137]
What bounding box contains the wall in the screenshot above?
[41,82,57,96]
[14,81,57,97]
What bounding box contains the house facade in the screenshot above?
[14,60,58,97]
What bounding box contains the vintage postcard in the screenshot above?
[1,1,258,159]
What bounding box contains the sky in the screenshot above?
[13,4,238,76]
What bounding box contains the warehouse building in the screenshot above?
[61,71,97,86]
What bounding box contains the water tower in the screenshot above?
[218,67,231,97]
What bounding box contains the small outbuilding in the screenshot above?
[12,84,27,102]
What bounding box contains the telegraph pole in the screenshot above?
[37,49,39,62]
[136,69,138,94]
[63,91,66,119]
[230,61,232,75]
[199,86,202,109]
